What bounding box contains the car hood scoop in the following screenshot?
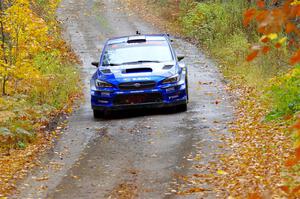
[124,67,153,73]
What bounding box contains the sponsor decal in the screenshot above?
[123,77,152,82]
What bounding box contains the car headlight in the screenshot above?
[95,79,113,88]
[162,74,180,84]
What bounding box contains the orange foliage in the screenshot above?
[243,8,256,26]
[295,146,300,160]
[257,0,265,8]
[244,0,300,64]
[262,46,270,54]
[290,49,300,65]
[279,185,290,194]
[261,37,269,43]
[285,158,298,167]
[246,50,259,62]
[275,43,282,48]
[294,119,300,129]
[292,185,300,194]
[247,193,262,199]
[286,22,296,33]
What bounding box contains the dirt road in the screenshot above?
[16,0,233,198]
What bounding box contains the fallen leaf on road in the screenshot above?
[178,187,206,195]
[72,175,80,180]
[36,175,49,181]
[217,170,228,175]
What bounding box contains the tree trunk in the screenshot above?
[0,0,8,95]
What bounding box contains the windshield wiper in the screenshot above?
[121,60,161,65]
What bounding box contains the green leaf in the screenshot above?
[17,141,27,149]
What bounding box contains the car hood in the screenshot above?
[97,61,178,84]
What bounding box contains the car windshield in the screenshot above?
[101,41,173,66]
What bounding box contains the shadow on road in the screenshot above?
[95,107,185,120]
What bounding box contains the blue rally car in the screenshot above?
[90,34,188,118]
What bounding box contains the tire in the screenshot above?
[185,76,189,102]
[177,103,187,112]
[93,110,104,118]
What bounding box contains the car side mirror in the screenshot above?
[91,62,99,67]
[177,55,185,62]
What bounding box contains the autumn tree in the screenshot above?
[0,0,48,95]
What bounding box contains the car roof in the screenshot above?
[107,34,169,45]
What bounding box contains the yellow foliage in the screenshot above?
[217,170,228,175]
[0,0,50,94]
[267,33,278,40]
[278,37,287,45]
[291,0,300,5]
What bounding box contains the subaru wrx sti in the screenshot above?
[90,34,188,118]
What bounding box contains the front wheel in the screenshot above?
[176,103,187,112]
[93,110,104,118]
[185,76,189,102]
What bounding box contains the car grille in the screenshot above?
[113,93,163,105]
[118,81,156,90]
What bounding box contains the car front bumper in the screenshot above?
[91,83,187,111]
